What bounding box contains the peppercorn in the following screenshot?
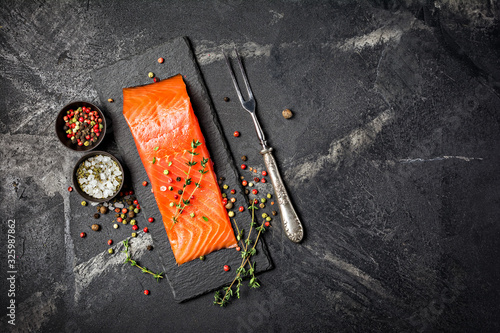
[81,201,87,206]
[68,186,73,192]
[259,203,265,209]
[252,189,258,195]
[224,97,230,102]
[239,206,244,212]
[225,202,233,209]
[267,193,272,199]
[128,211,135,218]
[130,220,136,226]
[122,219,128,225]
[190,213,195,218]
[261,178,266,183]
[148,72,154,78]
[132,225,139,231]
[233,131,240,137]
[200,255,205,261]
[91,224,100,231]
[99,206,108,214]
[282,108,293,119]
[241,164,247,169]
[228,211,235,217]
[80,232,86,238]
[264,221,270,227]
[143,227,149,233]
[108,248,114,254]
[230,189,236,194]
[107,239,113,245]
[115,213,120,218]
[230,197,236,203]
[242,180,248,186]
[131,232,137,237]
[262,213,268,218]
[113,223,119,229]
[158,57,164,63]
[142,181,148,186]
[148,217,154,223]
[177,189,183,195]
[108,98,114,103]
[245,189,249,195]
[176,176,182,182]
[92,213,99,219]
[147,245,153,251]
[223,265,230,272]
[241,156,247,161]
[222,193,227,198]
[144,289,150,295]
[153,77,159,83]
[236,246,241,251]
[272,210,278,216]
[134,208,140,214]
[266,216,272,222]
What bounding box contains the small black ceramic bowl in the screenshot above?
[72,151,124,203]
[56,101,106,152]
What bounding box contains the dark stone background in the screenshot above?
[1,1,499,332]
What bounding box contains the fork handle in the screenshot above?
[261,147,304,243]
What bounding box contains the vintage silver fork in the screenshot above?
[224,49,304,243]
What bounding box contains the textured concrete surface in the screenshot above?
[1,1,499,332]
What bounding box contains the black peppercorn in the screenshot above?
[224,97,230,102]
[241,156,247,161]
[272,211,278,216]
[147,245,153,251]
[176,176,182,182]
[94,213,100,219]
[178,189,183,195]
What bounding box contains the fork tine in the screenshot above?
[234,48,254,100]
[223,51,245,105]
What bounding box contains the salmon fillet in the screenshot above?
[122,74,237,265]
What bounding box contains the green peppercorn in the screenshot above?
[228,211,235,217]
[121,213,126,219]
[262,213,268,218]
[134,208,139,214]
[223,184,229,189]
[108,248,114,254]
[131,232,137,237]
[222,193,227,198]
[267,194,272,199]
[122,220,128,225]
[148,72,154,78]
[128,205,134,211]
[266,216,272,222]
[261,198,267,203]
[259,203,265,209]
[130,220,136,226]
[190,213,195,218]
[200,255,205,261]
[272,211,278,216]
[81,201,87,206]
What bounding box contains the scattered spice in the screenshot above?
[242,180,248,186]
[223,265,230,272]
[153,77,159,83]
[68,186,73,192]
[132,225,139,231]
[113,223,119,229]
[108,98,114,103]
[91,224,100,231]
[144,290,150,295]
[241,164,247,170]
[99,206,108,214]
[148,72,155,78]
[272,211,277,216]
[200,255,205,261]
[108,248,114,254]
[143,227,149,233]
[239,206,244,212]
[142,181,148,186]
[148,217,154,223]
[252,189,258,195]
[233,131,240,137]
[93,213,100,219]
[241,156,247,161]
[282,108,293,119]
[264,221,270,227]
[158,57,164,63]
[131,232,137,237]
[147,245,153,251]
[81,201,87,206]
[107,239,113,245]
[225,202,233,209]
[80,232,86,238]
[224,97,230,102]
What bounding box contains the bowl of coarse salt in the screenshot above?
[73,151,124,202]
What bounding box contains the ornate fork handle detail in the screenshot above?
[261,148,304,242]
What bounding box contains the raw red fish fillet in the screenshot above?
[122,74,237,265]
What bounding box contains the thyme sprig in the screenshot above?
[171,140,208,227]
[122,239,164,282]
[213,201,265,307]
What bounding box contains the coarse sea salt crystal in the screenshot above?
[76,155,123,200]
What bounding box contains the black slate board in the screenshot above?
[91,37,272,302]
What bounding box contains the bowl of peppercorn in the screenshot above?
[56,101,106,151]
